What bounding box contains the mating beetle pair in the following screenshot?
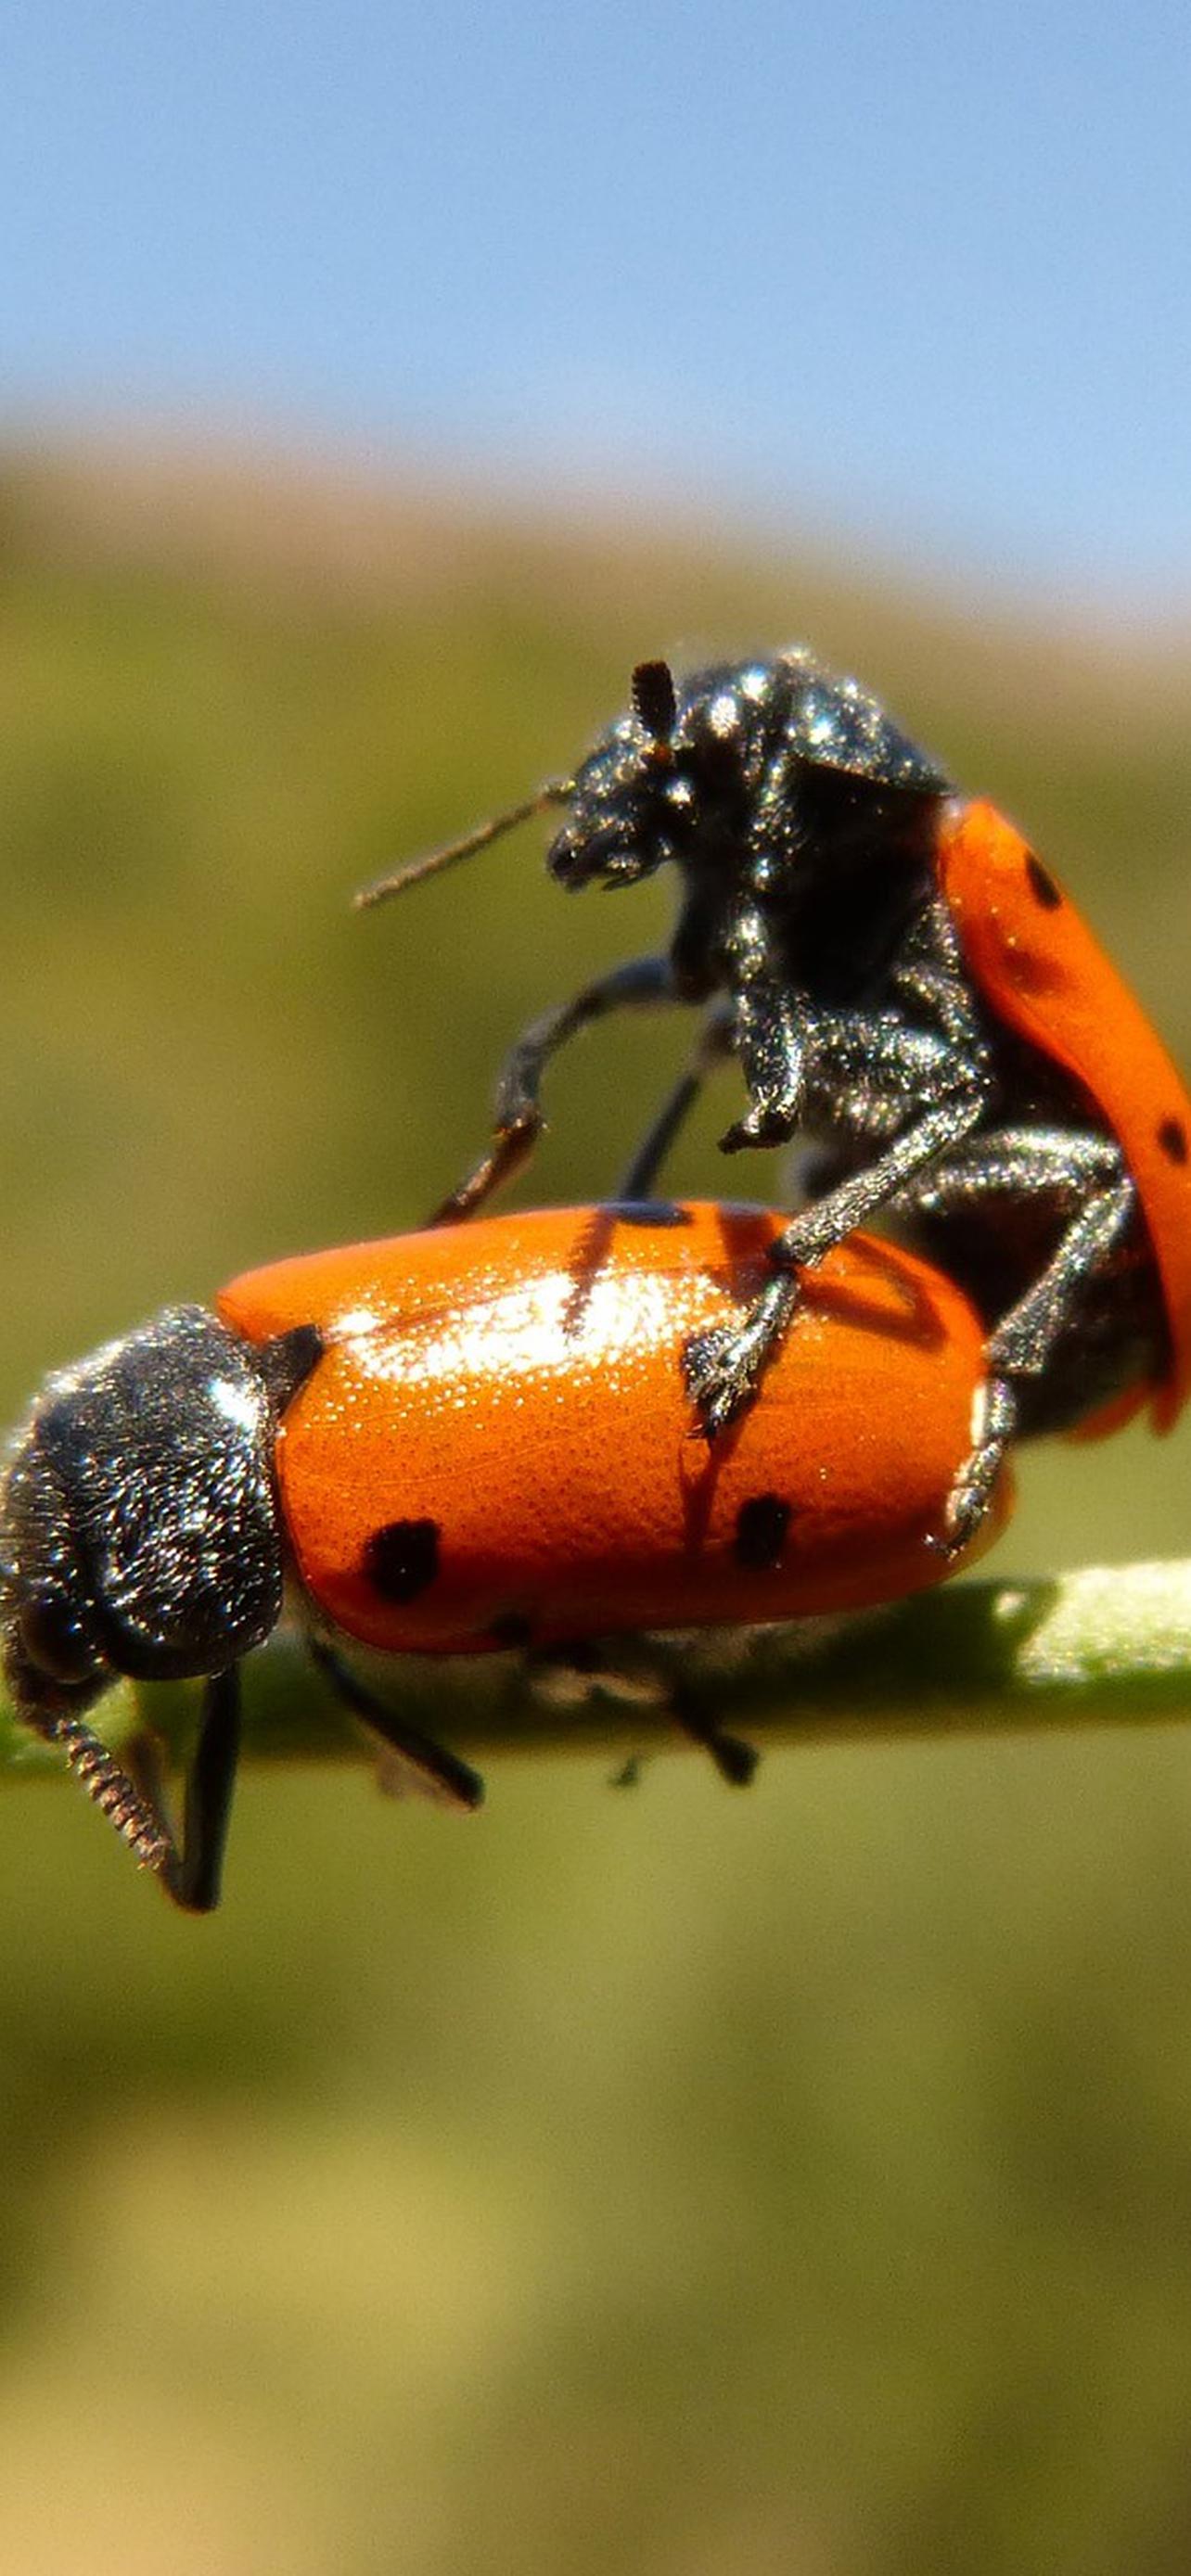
[3,648,1187,1907]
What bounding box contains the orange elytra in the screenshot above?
[2,1201,1010,1906]
[219,1201,1010,1654]
[937,797,1191,1429]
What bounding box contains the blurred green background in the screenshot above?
[1,442,1190,2574]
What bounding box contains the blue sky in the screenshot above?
[6,0,1190,606]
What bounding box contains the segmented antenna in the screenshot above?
[631,658,678,746]
[353,778,573,911]
[49,1713,173,1875]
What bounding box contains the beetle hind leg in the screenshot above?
[899,1133,1137,1553]
[530,1639,760,1789]
[941,1375,1018,1560]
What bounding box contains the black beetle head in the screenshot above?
[0,1306,319,1725]
[548,658,689,892]
[547,651,950,898]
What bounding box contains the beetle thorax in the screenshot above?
[0,1306,288,1715]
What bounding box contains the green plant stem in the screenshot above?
[2,1560,1190,1788]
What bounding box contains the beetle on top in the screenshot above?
[361,647,1191,1549]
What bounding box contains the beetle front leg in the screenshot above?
[618,1005,736,1201]
[124,1666,243,1913]
[428,954,677,1225]
[718,906,809,1151]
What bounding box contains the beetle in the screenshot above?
[359,651,1191,1550]
[0,1201,1008,1909]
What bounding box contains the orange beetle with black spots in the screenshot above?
[1,1202,1010,1910]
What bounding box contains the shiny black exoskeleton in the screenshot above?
[0,1308,316,1909]
[0,1306,480,1908]
[362,649,1163,1546]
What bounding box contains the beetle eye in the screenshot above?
[18,1597,96,1687]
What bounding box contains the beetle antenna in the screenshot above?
[353,779,574,910]
[631,658,677,749]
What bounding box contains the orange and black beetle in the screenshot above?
[1,1203,1007,1908]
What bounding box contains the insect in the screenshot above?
[359,651,1191,1550]
[0,1201,1007,1909]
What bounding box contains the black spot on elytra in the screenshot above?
[363,1518,441,1603]
[1157,1115,1188,1166]
[734,1493,792,1572]
[609,1199,694,1228]
[1024,852,1062,911]
[490,1612,533,1650]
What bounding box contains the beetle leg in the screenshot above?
[893,1129,1134,1554]
[897,1125,1124,1224]
[608,1754,645,1790]
[770,1093,988,1265]
[939,1376,1018,1560]
[719,905,809,1149]
[672,1684,760,1786]
[685,1089,988,1436]
[306,1635,483,1810]
[617,1004,735,1200]
[124,1666,243,1912]
[890,897,986,1051]
[427,953,677,1225]
[984,1176,1136,1377]
[175,1668,242,1910]
[529,1638,759,1788]
[942,1181,1135,1555]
